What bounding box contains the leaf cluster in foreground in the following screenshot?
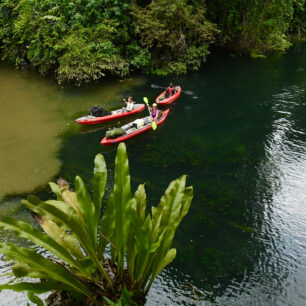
[0,143,193,305]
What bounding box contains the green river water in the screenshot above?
[0,43,305,305]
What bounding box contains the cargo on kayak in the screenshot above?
[101,109,170,145]
[156,86,181,105]
[76,104,145,125]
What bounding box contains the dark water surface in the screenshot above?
[0,43,305,305]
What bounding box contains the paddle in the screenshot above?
[151,84,194,95]
[143,97,157,130]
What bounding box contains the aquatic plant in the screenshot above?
[0,143,193,305]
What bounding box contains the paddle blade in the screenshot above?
[152,121,157,130]
[143,97,149,104]
[184,90,194,95]
[151,84,162,89]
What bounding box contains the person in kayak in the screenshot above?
[165,83,176,98]
[149,103,159,121]
[122,96,135,112]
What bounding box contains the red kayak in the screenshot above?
[101,109,170,145]
[156,86,181,105]
[76,104,145,125]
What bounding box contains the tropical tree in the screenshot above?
[206,0,304,56]
[0,143,193,305]
[132,0,218,75]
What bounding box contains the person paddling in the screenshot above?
[122,96,135,112]
[149,103,159,121]
[165,83,176,98]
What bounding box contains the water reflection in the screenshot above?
[251,85,306,304]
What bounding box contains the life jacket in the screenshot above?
[168,86,174,95]
[151,109,159,119]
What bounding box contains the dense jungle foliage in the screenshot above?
[0,0,305,84]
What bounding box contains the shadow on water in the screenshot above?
[0,43,305,305]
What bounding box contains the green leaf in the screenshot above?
[133,213,150,251]
[75,175,97,250]
[157,248,177,276]
[134,184,146,222]
[0,218,85,273]
[33,215,84,259]
[162,181,193,252]
[145,248,176,294]
[156,176,193,253]
[93,153,107,224]
[148,228,166,254]
[103,296,118,305]
[99,197,115,253]
[0,280,74,294]
[150,206,163,244]
[0,243,93,298]
[179,186,193,220]
[27,292,44,306]
[60,187,82,217]
[126,229,138,281]
[12,262,47,279]
[42,199,81,226]
[101,143,132,274]
[22,197,99,270]
[23,194,113,289]
[23,196,89,251]
[145,176,192,291]
[158,176,187,234]
[49,182,64,202]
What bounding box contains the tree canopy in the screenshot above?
[0,0,305,84]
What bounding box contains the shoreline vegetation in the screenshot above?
[0,0,305,85]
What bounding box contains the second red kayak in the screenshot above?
[101,109,170,145]
[156,86,181,105]
[76,104,145,125]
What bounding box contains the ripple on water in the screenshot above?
[249,85,306,305]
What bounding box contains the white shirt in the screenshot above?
[126,102,134,111]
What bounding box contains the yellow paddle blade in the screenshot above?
[143,97,149,104]
[152,121,157,130]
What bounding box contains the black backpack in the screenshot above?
[90,106,109,117]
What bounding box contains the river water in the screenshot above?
[0,43,305,305]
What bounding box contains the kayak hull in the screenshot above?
[76,104,145,125]
[156,86,181,105]
[101,109,170,145]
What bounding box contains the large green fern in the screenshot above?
[0,143,193,305]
